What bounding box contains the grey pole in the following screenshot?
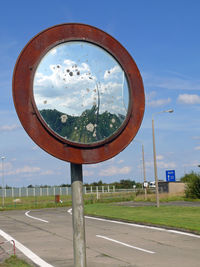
[71,163,87,267]
[134,140,147,200]
[1,157,5,207]
[152,109,173,208]
[142,144,147,200]
[152,118,160,208]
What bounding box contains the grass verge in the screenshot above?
[84,203,200,234]
[0,256,32,267]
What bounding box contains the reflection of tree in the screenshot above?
[40,107,125,144]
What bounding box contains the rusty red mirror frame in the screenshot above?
[12,23,145,164]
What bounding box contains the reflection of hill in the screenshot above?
[40,106,125,144]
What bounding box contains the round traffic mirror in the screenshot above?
[33,41,129,146]
[13,23,145,164]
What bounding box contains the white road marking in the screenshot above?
[96,235,155,254]
[0,229,54,267]
[25,211,49,223]
[67,208,200,239]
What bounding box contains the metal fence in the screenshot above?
[0,185,144,198]
[0,187,71,198]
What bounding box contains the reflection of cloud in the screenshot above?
[104,65,121,80]
[34,58,127,116]
[63,59,76,66]
[50,48,57,55]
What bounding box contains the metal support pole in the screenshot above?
[71,163,87,267]
[96,186,99,200]
[1,157,5,207]
[142,144,147,200]
[152,118,160,208]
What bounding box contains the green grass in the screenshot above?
[0,256,32,267]
[0,195,72,211]
[84,203,200,234]
[0,192,136,211]
[0,191,199,211]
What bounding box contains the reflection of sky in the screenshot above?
[33,41,129,116]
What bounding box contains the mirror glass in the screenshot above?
[33,41,129,144]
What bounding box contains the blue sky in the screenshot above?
[1,0,200,187]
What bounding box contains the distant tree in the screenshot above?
[184,172,200,199]
[180,172,198,183]
[60,184,70,187]
[97,180,103,186]
[135,183,142,188]
[110,179,136,189]
[91,182,98,187]
[27,184,33,188]
[119,179,136,188]
[84,179,137,189]
[41,185,49,188]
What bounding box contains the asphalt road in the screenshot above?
[0,207,200,267]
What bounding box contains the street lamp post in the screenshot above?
[141,144,147,200]
[152,109,173,208]
[1,156,5,207]
[135,140,147,200]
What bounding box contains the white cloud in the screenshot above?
[143,72,200,91]
[0,162,12,171]
[156,155,164,160]
[178,94,200,104]
[41,170,54,175]
[183,161,199,167]
[145,160,176,169]
[194,146,200,151]
[7,166,41,176]
[100,165,131,176]
[83,170,94,176]
[192,136,200,140]
[148,97,171,107]
[146,91,171,107]
[146,91,156,101]
[0,124,20,132]
[157,161,176,169]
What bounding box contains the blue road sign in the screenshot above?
[166,170,176,182]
